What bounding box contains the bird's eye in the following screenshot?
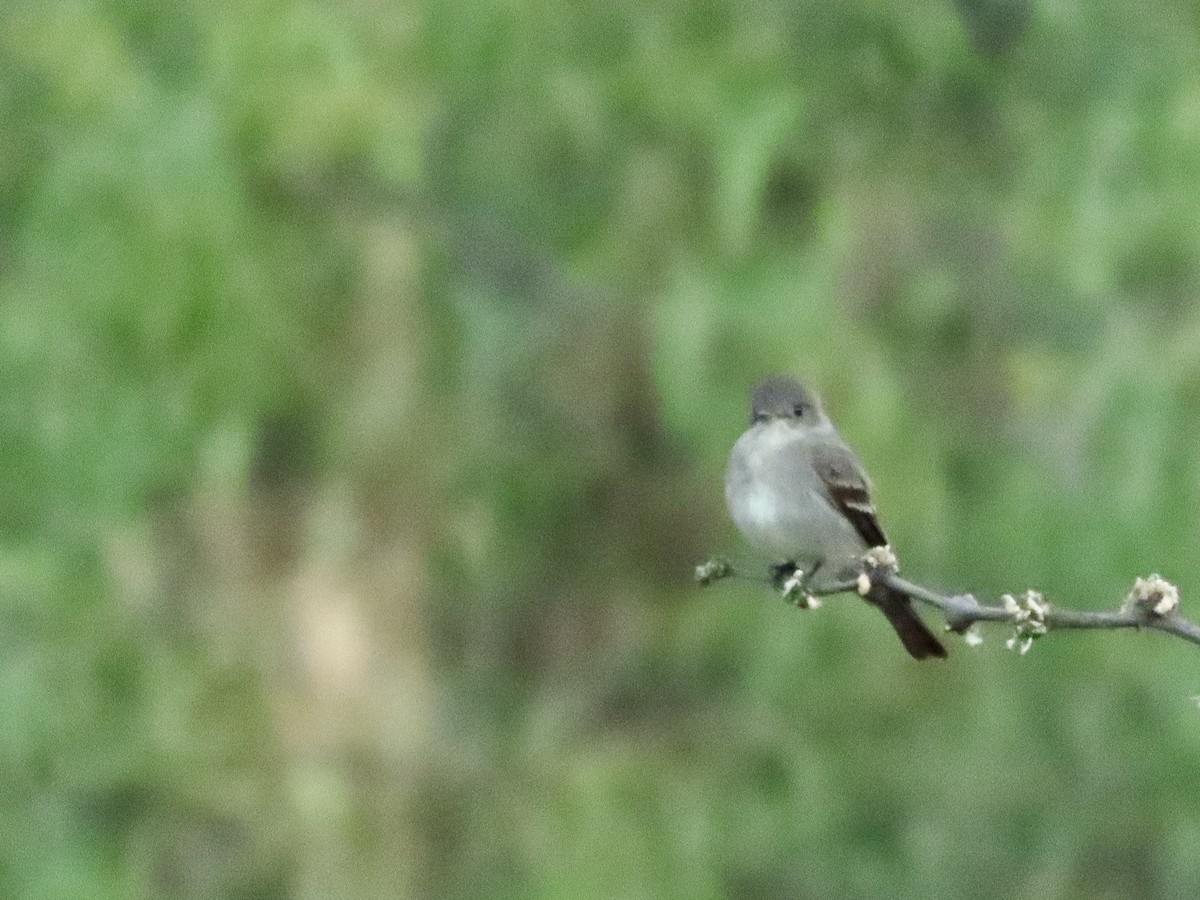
[793,404,805,417]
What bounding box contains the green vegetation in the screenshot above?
[4,0,1200,896]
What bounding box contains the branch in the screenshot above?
[694,556,1200,652]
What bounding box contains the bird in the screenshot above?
[725,375,946,659]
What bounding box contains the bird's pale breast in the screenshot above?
[725,421,866,576]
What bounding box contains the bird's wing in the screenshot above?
[810,443,888,548]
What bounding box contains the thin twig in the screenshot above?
[694,557,1200,650]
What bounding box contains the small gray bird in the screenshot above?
[725,375,946,659]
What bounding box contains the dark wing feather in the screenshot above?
[812,444,945,659]
[811,444,888,548]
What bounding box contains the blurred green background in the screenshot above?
[4,0,1200,897]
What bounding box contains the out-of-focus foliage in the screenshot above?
[4,0,1200,897]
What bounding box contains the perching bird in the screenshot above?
[725,376,946,659]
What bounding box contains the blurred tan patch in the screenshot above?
[291,571,372,699]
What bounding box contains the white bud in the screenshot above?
[782,570,806,597]
[1124,574,1180,617]
[862,545,900,573]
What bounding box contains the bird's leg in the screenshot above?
[770,561,799,590]
[773,561,825,609]
[773,561,823,590]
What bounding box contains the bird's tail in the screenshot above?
[873,585,947,660]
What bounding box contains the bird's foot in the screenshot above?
[770,562,800,590]
[773,562,825,609]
